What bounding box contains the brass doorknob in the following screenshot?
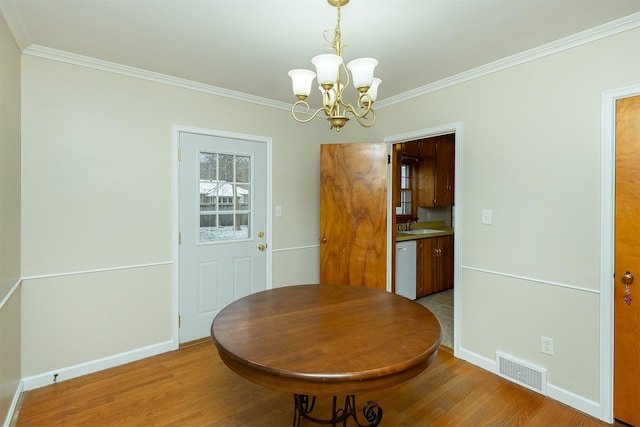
[621,271,634,286]
[321,236,328,244]
[258,244,266,251]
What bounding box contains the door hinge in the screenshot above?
[178,147,182,161]
[178,232,181,244]
[178,315,181,328]
[387,154,391,164]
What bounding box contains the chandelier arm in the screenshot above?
[322,89,338,117]
[328,63,350,117]
[356,92,373,110]
[291,100,330,124]
[342,95,373,119]
[339,61,350,91]
[342,102,376,127]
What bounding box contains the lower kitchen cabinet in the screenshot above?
[416,236,454,298]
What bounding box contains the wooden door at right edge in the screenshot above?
[614,94,640,426]
[320,143,388,290]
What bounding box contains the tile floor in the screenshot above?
[416,288,453,349]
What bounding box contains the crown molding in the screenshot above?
[19,12,640,112]
[376,12,640,109]
[22,44,292,111]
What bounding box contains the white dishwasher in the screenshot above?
[395,240,417,300]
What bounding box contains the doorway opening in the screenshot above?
[385,123,462,356]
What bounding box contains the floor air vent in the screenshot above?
[496,351,547,395]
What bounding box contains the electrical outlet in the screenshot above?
[541,336,554,355]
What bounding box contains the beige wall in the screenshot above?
[9,13,640,419]
[345,28,640,402]
[20,54,329,377]
[0,11,22,425]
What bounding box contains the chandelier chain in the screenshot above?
[323,3,345,56]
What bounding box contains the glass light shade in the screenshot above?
[367,78,382,102]
[288,69,316,97]
[319,83,344,106]
[311,54,343,86]
[346,57,378,90]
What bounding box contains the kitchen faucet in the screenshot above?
[405,220,416,231]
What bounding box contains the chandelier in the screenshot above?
[288,0,381,132]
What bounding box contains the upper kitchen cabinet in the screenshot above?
[432,134,455,207]
[395,133,455,215]
[417,134,456,207]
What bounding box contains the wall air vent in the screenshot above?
[496,351,548,395]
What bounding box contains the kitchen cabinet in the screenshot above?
[394,134,455,215]
[432,135,455,207]
[416,236,454,298]
[415,135,454,208]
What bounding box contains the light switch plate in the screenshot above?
[482,209,492,225]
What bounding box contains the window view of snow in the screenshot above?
[199,152,252,243]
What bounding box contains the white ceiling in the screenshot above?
[1,0,639,105]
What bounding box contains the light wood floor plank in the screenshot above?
[16,342,615,426]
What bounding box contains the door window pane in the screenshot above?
[236,184,250,210]
[199,151,252,242]
[219,154,234,182]
[235,156,250,183]
[200,152,217,180]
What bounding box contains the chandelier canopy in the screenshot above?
[288,0,381,131]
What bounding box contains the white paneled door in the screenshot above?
[178,131,268,343]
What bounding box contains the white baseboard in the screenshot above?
[546,383,601,420]
[21,339,176,391]
[457,346,602,421]
[3,379,24,427]
[457,346,496,372]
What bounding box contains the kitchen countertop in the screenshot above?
[395,221,454,242]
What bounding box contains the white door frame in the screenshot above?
[171,124,273,346]
[600,83,640,423]
[384,122,463,358]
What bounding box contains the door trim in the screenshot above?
[600,84,640,423]
[171,125,273,346]
[384,122,463,358]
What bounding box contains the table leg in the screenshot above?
[292,394,383,427]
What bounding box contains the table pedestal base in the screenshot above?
[293,394,383,427]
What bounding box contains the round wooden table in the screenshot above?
[211,284,442,426]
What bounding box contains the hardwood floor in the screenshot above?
[15,342,613,426]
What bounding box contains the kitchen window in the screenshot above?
[399,163,412,215]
